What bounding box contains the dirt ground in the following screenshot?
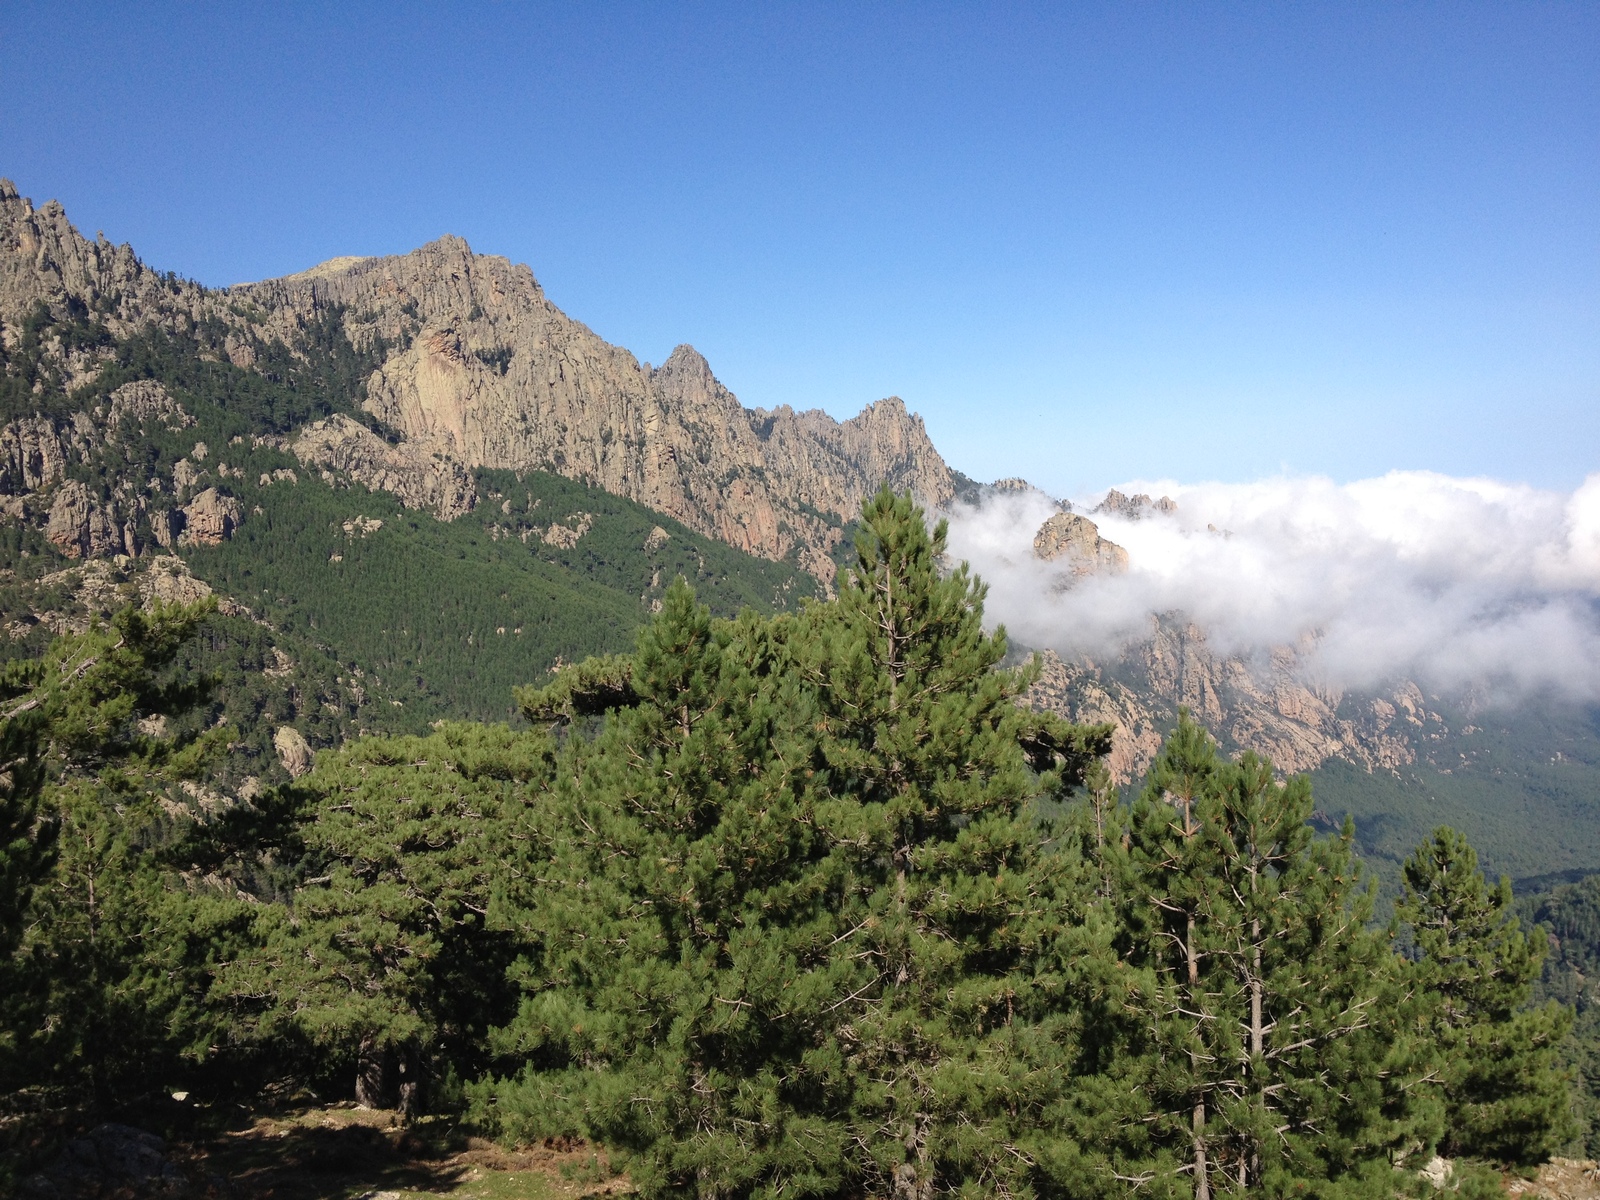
[1509,1158,1600,1200]
[169,1106,631,1200]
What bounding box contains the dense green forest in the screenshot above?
[1,491,1589,1198]
[0,304,817,772]
[1309,698,1600,893]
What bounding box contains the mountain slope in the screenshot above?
[0,180,828,788]
[229,236,953,584]
[1,180,955,587]
[1010,497,1600,887]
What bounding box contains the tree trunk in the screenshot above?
[1188,911,1209,1200]
[355,1036,391,1109]
[397,1041,422,1122]
[1246,907,1264,1188]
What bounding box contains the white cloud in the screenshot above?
[942,471,1600,702]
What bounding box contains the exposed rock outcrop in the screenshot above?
[3,182,954,586]
[140,556,214,606]
[274,725,314,778]
[45,480,124,558]
[233,239,952,584]
[1032,512,1129,579]
[177,487,242,547]
[0,416,75,494]
[104,379,192,432]
[292,415,476,520]
[1094,488,1177,521]
[19,1122,189,1199]
[1023,619,1436,783]
[0,179,210,340]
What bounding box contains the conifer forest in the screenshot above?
[1,489,1589,1198]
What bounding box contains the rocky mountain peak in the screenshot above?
[0,181,956,590]
[233,235,953,585]
[1033,511,1129,580]
[1095,488,1177,520]
[656,343,713,379]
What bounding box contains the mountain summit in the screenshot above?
[228,233,953,583]
[1,185,953,585]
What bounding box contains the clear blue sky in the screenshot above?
[2,2,1595,493]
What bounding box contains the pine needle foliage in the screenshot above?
[478,489,1114,1199]
[1398,827,1576,1164]
[1114,711,1436,1199]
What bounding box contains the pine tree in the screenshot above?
[787,487,1115,1199]
[220,721,549,1116]
[1119,713,1431,1198]
[1398,827,1576,1164]
[482,580,830,1194]
[0,600,229,1101]
[481,494,1114,1199]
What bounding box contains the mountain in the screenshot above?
[3,175,1599,891]
[232,235,954,585]
[0,179,886,783]
[1013,500,1600,889]
[2,181,953,585]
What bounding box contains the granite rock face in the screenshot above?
[292,414,476,520]
[45,480,125,558]
[2,181,954,586]
[0,415,76,495]
[104,380,192,433]
[233,238,953,584]
[1023,621,1434,784]
[274,724,314,778]
[1093,488,1177,521]
[0,179,210,342]
[1032,511,1129,580]
[177,487,242,547]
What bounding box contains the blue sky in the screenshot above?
[2,2,1595,493]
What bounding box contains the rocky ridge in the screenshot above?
[2,181,954,586]
[1018,495,1443,783]
[229,236,954,584]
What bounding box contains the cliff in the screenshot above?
[1018,501,1443,782]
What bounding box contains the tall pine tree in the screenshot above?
[1398,827,1575,1164]
[480,492,1113,1199]
[1118,712,1433,1198]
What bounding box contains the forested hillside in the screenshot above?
[0,284,818,794]
[0,493,1585,1197]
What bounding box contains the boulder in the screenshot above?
[274,725,314,778]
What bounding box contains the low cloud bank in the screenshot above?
[942,471,1600,702]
